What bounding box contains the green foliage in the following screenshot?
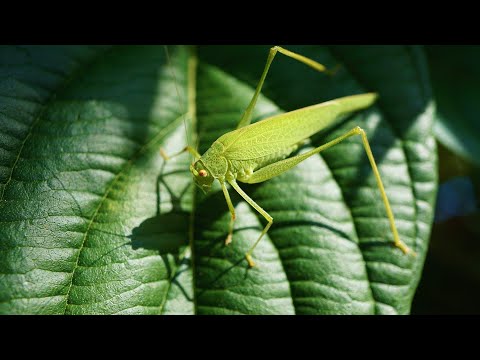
[0,45,437,314]
[426,45,480,167]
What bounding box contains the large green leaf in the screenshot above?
[0,45,437,314]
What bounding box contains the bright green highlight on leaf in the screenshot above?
[0,45,437,314]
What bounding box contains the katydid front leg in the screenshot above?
[159,145,201,161]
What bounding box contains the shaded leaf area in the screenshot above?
[413,143,480,314]
[425,45,480,167]
[0,45,437,314]
[413,211,480,314]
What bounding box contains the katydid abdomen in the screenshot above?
[201,93,378,183]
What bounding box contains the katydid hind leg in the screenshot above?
[355,127,414,256]
[228,179,273,267]
[237,46,329,130]
[243,126,413,256]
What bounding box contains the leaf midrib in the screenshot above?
[158,47,198,313]
[186,47,199,315]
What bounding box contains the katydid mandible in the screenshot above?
[163,46,414,267]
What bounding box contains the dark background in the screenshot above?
[411,46,480,314]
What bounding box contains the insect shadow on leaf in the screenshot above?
[121,161,190,289]
[129,161,190,255]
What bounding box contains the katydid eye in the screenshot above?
[198,170,208,177]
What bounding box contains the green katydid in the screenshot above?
[162,46,414,268]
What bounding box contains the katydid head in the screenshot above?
[190,160,214,194]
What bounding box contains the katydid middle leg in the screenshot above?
[227,179,273,268]
[220,181,236,246]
